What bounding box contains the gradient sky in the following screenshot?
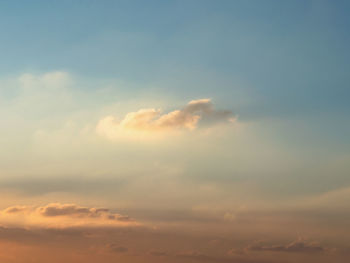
[0,1,349,263]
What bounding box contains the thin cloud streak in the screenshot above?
[246,239,326,254]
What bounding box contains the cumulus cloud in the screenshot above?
[96,99,234,139]
[246,239,325,253]
[0,203,136,229]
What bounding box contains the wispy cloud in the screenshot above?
[246,239,326,253]
[176,250,276,263]
[106,243,129,253]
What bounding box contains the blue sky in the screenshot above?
[1,0,348,151]
[0,0,348,191]
[1,0,349,118]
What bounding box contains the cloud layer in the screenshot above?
[96,99,234,139]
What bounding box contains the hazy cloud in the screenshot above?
[176,250,277,263]
[149,250,168,257]
[0,176,127,196]
[4,206,28,214]
[107,243,129,253]
[247,239,325,253]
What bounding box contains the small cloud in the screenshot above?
[176,250,210,261]
[107,243,128,253]
[19,71,71,91]
[4,206,29,214]
[96,99,234,140]
[246,239,325,253]
[38,203,109,218]
[223,212,236,221]
[227,248,247,256]
[149,250,168,257]
[176,250,273,263]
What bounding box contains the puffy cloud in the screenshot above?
[96,99,234,139]
[246,239,325,253]
[0,203,136,229]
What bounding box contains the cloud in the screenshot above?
[0,203,136,229]
[148,250,168,257]
[37,203,131,221]
[18,71,71,92]
[246,239,325,253]
[106,243,129,253]
[96,99,234,139]
[0,176,127,196]
[4,206,28,214]
[12,71,74,116]
[176,250,213,261]
[176,250,276,263]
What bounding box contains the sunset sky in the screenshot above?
[0,1,349,262]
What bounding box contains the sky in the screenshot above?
[0,1,349,262]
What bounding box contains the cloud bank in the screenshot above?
[96,99,234,139]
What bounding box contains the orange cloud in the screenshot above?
[96,99,234,139]
[0,203,137,229]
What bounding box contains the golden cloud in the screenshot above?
[0,203,137,229]
[96,98,234,139]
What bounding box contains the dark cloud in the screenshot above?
[107,243,128,253]
[176,250,280,263]
[39,204,93,217]
[149,250,168,257]
[37,203,116,219]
